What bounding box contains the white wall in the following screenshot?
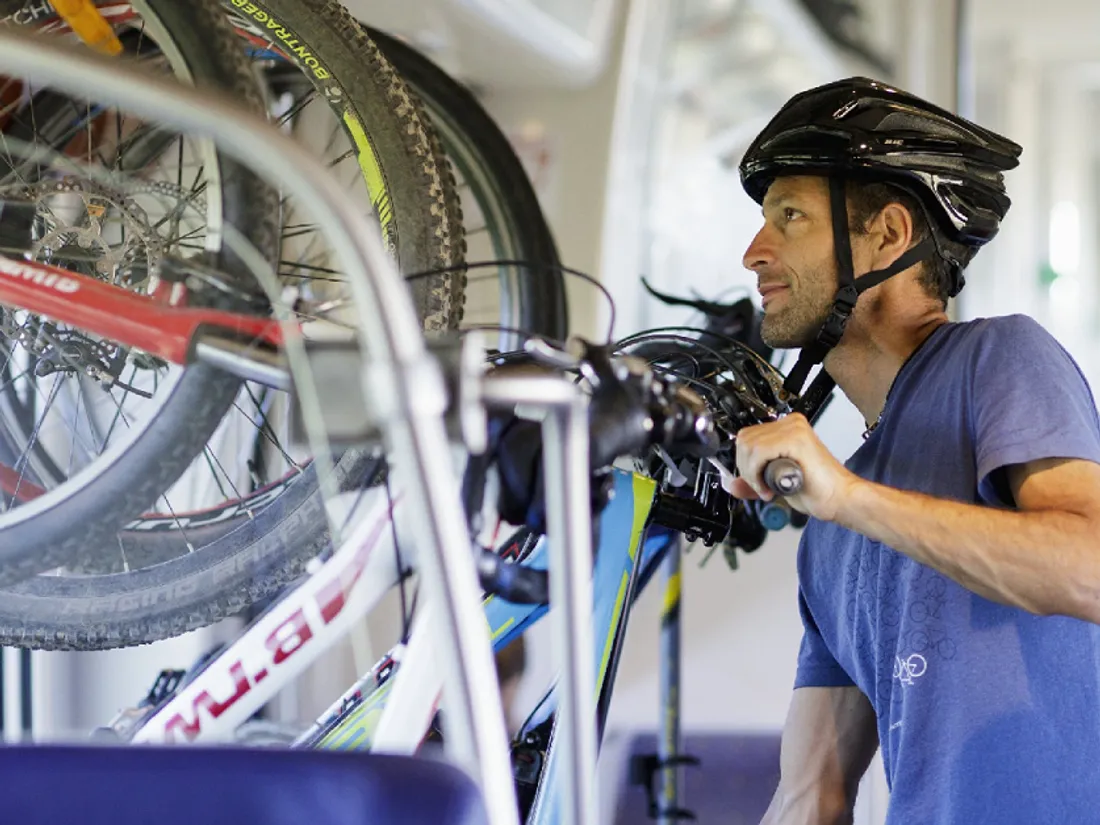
[965,46,1100,389]
[477,4,629,343]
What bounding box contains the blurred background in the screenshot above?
[15,1,1099,822]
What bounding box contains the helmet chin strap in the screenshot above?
[782,176,936,397]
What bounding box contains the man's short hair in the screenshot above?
[846,180,953,306]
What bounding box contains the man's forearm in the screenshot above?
[761,686,877,825]
[837,480,1100,621]
[759,785,854,825]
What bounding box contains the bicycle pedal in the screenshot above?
[511,745,544,786]
[143,668,187,706]
[510,738,547,823]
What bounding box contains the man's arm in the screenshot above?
[760,686,879,825]
[732,414,1100,624]
[836,456,1100,622]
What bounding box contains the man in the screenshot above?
[727,77,1100,824]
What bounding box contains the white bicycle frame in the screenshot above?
[132,480,466,757]
[132,485,409,744]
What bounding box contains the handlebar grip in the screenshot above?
[764,458,803,496]
[755,458,804,531]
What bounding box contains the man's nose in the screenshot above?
[742,227,775,273]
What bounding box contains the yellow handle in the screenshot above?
[47,0,123,56]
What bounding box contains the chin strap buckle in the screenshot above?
[817,283,859,349]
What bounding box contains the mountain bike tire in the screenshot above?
[0,5,568,649]
[0,452,368,648]
[366,27,567,342]
[0,0,280,586]
[224,0,466,329]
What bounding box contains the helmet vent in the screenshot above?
[876,110,975,143]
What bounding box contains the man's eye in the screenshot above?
[784,207,801,222]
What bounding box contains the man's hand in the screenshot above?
[728,413,859,522]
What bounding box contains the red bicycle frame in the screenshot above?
[0,254,286,364]
[0,1,303,500]
[0,254,291,502]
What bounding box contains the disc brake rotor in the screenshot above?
[0,173,195,381]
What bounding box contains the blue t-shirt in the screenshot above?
[796,314,1100,824]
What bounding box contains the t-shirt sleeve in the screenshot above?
[970,315,1100,506]
[794,587,855,689]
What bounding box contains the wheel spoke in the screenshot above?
[281,223,321,241]
[156,494,197,553]
[200,445,234,502]
[9,378,62,506]
[327,147,356,168]
[100,365,141,448]
[117,534,131,573]
[239,383,301,473]
[275,88,318,128]
[279,259,345,278]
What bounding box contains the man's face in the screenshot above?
[742,175,841,349]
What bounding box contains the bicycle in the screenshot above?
[98,326,828,824]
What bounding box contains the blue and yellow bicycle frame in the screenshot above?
[306,467,680,777]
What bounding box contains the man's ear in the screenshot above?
[871,202,916,268]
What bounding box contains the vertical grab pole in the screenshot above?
[481,371,600,825]
[657,540,684,825]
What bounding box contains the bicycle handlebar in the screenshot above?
[764,457,804,495]
[522,338,805,506]
[478,338,808,604]
[755,457,804,530]
[535,341,808,536]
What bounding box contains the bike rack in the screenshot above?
[0,30,525,825]
[479,370,600,825]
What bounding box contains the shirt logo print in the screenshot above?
[893,653,927,686]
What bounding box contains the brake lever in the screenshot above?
[706,455,802,531]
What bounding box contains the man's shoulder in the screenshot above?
[961,312,1049,338]
[937,314,1066,369]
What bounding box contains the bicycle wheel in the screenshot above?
[0,0,280,585]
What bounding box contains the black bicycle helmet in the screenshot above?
[738,76,1021,396]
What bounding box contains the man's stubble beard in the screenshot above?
[760,276,833,350]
